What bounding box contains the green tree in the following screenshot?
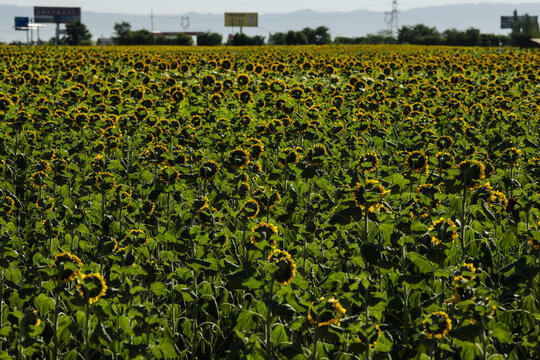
[398,24,442,45]
[197,32,222,46]
[510,10,540,46]
[64,21,92,45]
[228,33,265,46]
[113,21,132,45]
[285,31,307,45]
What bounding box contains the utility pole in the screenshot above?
[385,0,399,37]
[151,8,155,44]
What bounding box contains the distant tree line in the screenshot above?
[35,10,534,47]
[269,26,332,45]
[112,22,193,45]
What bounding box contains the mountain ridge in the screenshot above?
[1,3,539,43]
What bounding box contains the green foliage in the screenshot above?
[0,44,538,360]
[63,21,92,45]
[197,32,222,46]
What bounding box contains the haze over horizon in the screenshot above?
[0,0,536,15]
[1,2,539,44]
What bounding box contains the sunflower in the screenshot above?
[486,190,508,213]
[416,183,441,206]
[249,143,264,160]
[141,201,156,216]
[306,145,328,166]
[267,249,296,285]
[500,147,522,167]
[435,135,454,150]
[199,159,220,180]
[429,217,458,245]
[308,297,347,327]
[278,147,300,167]
[220,59,232,70]
[238,90,252,105]
[357,151,379,173]
[53,252,83,282]
[77,273,107,304]
[352,180,390,212]
[35,196,55,212]
[457,160,485,189]
[236,74,250,87]
[409,200,430,219]
[405,151,429,174]
[435,151,455,171]
[483,161,495,177]
[1,195,15,215]
[241,199,259,219]
[454,262,477,281]
[422,311,452,339]
[158,165,180,185]
[250,222,278,246]
[529,237,539,250]
[228,148,250,169]
[30,171,48,188]
[357,324,382,347]
[201,74,216,88]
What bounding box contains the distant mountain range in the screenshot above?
[1,3,539,44]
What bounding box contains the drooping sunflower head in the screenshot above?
[457,160,485,189]
[357,324,382,347]
[241,199,259,220]
[308,297,347,327]
[429,217,458,245]
[238,90,252,105]
[250,222,278,246]
[306,145,328,166]
[486,190,508,213]
[435,151,455,171]
[357,151,379,173]
[77,273,107,304]
[199,159,220,181]
[405,150,429,174]
[278,147,300,167]
[53,252,83,282]
[267,248,296,285]
[435,135,454,150]
[500,147,522,167]
[352,180,390,212]
[422,311,452,339]
[1,195,15,215]
[454,262,477,281]
[416,183,441,206]
[228,148,250,169]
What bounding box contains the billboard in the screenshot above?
[225,13,258,27]
[34,7,81,23]
[14,17,29,30]
[501,15,538,29]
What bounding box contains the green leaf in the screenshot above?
[150,282,168,297]
[235,310,263,331]
[374,332,392,352]
[5,267,22,285]
[34,294,55,316]
[407,252,437,273]
[491,322,512,343]
[152,338,179,359]
[271,324,289,344]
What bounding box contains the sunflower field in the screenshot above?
[0,44,539,359]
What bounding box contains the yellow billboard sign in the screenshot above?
[224,13,258,27]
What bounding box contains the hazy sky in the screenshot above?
[1,0,535,15]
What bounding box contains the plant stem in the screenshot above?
[266,280,274,360]
[460,185,467,260]
[85,302,90,360]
